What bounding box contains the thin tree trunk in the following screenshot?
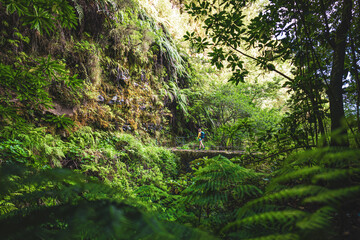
[349,33,360,147]
[329,0,352,147]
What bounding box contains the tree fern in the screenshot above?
[180,155,263,232]
[182,155,262,207]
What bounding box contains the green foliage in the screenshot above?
[135,184,172,204]
[184,76,282,150]
[185,0,360,147]
[184,0,251,83]
[0,62,52,108]
[1,0,77,34]
[133,184,180,221]
[0,164,214,240]
[0,139,33,164]
[2,1,359,239]
[0,122,179,195]
[183,155,262,207]
[0,124,68,167]
[180,155,263,232]
[43,114,74,130]
[155,34,188,80]
[113,133,178,180]
[65,128,179,192]
[73,40,98,60]
[0,55,83,123]
[161,81,189,115]
[223,148,360,239]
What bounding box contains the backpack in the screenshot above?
[200,131,205,139]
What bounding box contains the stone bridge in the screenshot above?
[170,148,246,161]
[169,148,257,172]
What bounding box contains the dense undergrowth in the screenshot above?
[1,147,359,239]
[1,0,360,239]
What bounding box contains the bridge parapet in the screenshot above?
[170,148,246,162]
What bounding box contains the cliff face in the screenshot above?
[0,0,190,139]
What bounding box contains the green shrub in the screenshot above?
[0,124,67,167]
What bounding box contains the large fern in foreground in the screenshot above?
[0,164,215,240]
[223,148,360,240]
[180,155,264,233]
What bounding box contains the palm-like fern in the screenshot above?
[223,148,360,240]
[183,158,262,207]
[180,155,263,232]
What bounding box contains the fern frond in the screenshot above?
[232,184,263,199]
[317,150,360,168]
[182,155,262,209]
[270,166,323,186]
[182,187,229,207]
[311,168,360,184]
[282,148,324,166]
[238,185,325,216]
[0,201,17,215]
[284,148,360,169]
[296,206,335,232]
[198,166,260,181]
[134,184,171,203]
[303,186,360,205]
[72,0,84,24]
[225,148,360,239]
[224,210,307,232]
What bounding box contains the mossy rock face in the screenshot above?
[0,0,191,148]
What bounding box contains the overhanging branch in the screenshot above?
[227,43,294,81]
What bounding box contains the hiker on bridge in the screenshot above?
[197,128,205,150]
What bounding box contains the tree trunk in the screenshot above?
[329,0,352,147]
[349,33,360,147]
